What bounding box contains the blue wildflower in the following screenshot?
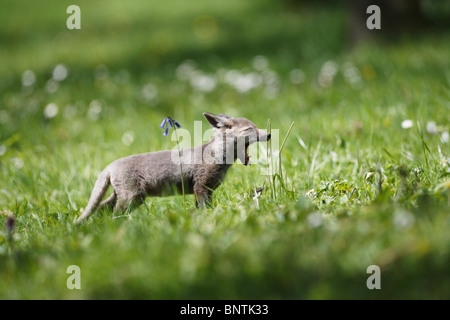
[160,116,181,135]
[159,117,168,128]
[173,120,181,128]
[158,116,185,208]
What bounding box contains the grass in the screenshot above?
[0,0,449,299]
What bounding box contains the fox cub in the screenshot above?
[76,112,270,223]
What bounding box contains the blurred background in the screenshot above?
[1,0,449,133]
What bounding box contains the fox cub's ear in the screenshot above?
[203,112,233,128]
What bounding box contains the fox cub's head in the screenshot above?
[203,112,271,166]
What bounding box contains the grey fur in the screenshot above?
[76,112,270,224]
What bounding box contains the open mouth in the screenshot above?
[244,143,250,165]
[238,142,251,166]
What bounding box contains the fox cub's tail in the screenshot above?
[76,169,111,224]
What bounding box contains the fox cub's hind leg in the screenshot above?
[113,192,145,214]
[97,192,117,211]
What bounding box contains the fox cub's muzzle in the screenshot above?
[258,131,271,142]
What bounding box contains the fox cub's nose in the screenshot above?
[257,130,271,142]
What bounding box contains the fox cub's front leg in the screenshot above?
[194,184,212,208]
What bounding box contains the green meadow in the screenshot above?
[0,0,449,299]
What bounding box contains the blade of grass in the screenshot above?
[277,121,295,198]
[267,119,275,199]
[309,140,322,178]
